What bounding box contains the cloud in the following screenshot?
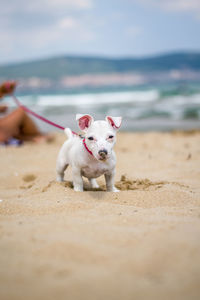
[0,12,95,61]
[0,0,93,14]
[126,26,142,38]
[57,17,95,41]
[0,0,94,33]
[155,0,200,13]
[0,0,95,61]
[52,0,92,9]
[58,17,79,29]
[139,0,200,17]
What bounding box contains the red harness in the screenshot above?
[12,95,94,156]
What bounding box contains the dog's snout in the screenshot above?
[98,149,108,157]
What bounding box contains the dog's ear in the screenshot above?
[76,114,94,131]
[106,116,122,130]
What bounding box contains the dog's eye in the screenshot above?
[108,135,114,139]
[88,137,94,141]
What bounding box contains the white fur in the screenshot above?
[56,115,122,192]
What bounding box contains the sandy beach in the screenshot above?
[0,131,200,300]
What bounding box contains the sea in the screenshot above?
[4,83,200,132]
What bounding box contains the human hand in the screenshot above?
[0,81,17,99]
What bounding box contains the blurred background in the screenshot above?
[0,0,200,131]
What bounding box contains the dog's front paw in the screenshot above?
[107,186,120,192]
[74,186,83,192]
[56,175,64,182]
[89,178,99,189]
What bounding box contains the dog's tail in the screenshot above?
[64,128,73,139]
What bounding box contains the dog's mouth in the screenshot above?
[98,154,109,161]
[99,157,107,161]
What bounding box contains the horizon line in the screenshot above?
[1,49,200,67]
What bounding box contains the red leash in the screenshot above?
[12,95,65,131]
[12,95,93,156]
[82,138,93,156]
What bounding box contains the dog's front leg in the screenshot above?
[104,170,119,192]
[89,178,99,189]
[72,167,83,192]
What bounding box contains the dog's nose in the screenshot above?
[98,149,108,157]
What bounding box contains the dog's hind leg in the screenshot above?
[56,137,71,182]
[56,160,68,182]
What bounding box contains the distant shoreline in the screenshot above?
[1,52,200,94]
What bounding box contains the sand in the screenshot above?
[0,131,200,300]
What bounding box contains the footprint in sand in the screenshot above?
[22,174,37,182]
[20,174,37,189]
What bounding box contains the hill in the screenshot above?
[0,52,200,80]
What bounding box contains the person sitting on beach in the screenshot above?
[0,81,52,143]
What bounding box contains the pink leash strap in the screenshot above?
[83,138,93,156]
[12,95,93,155]
[12,95,65,131]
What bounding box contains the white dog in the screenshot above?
[56,114,122,192]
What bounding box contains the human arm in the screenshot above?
[0,105,8,113]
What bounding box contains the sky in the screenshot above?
[0,0,200,64]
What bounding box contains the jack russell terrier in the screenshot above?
[56,114,122,192]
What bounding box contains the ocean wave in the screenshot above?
[4,89,200,130]
[29,90,160,107]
